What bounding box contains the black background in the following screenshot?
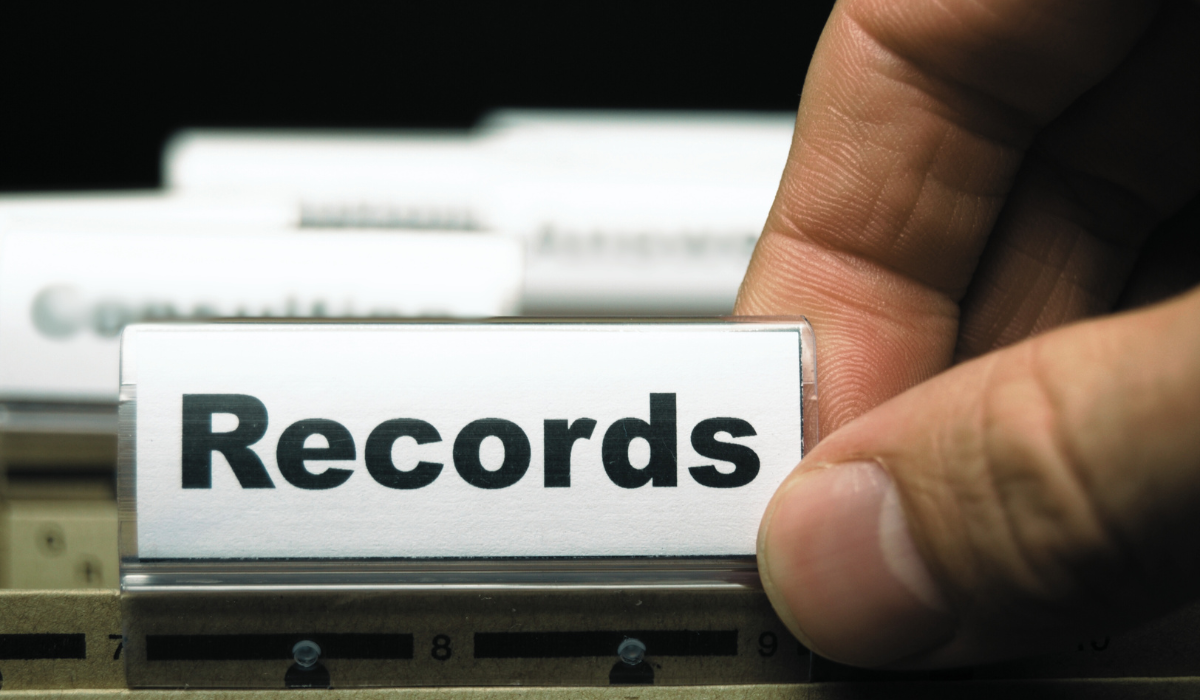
[0,1,836,192]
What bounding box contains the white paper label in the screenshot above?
[0,227,522,402]
[164,113,796,314]
[128,323,804,559]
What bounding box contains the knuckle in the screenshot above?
[962,342,1126,616]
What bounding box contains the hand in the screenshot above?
[736,0,1200,668]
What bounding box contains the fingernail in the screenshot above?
[759,460,955,667]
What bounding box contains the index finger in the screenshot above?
[735,0,1158,433]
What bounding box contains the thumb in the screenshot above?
[759,287,1200,668]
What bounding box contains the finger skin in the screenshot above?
[759,287,1200,668]
[737,0,1157,433]
[955,0,1200,360]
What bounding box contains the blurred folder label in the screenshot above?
[124,322,805,560]
[163,115,795,314]
[0,228,522,403]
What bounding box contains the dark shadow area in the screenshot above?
[0,1,835,191]
[284,661,331,689]
[609,659,654,685]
